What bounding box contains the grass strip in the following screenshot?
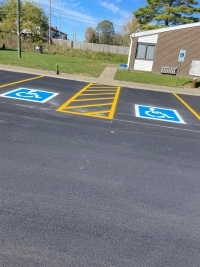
[0,50,108,77]
[114,69,194,87]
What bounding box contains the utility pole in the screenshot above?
[73,22,76,42]
[17,0,21,58]
[49,0,51,45]
[59,13,61,35]
[73,22,74,42]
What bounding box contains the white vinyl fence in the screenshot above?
[52,39,129,55]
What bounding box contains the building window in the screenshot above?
[136,43,155,60]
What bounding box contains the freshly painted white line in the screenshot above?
[15,104,33,108]
[15,104,52,110]
[114,118,200,133]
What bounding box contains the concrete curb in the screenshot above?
[0,64,200,96]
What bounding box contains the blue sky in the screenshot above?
[33,0,145,41]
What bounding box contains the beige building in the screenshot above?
[127,22,200,77]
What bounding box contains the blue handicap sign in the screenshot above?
[135,105,185,124]
[178,49,186,62]
[1,88,58,103]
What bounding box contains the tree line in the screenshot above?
[85,0,200,46]
[0,0,200,46]
[0,0,48,42]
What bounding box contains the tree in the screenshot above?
[85,27,99,43]
[122,17,140,34]
[0,2,5,23]
[96,20,115,44]
[0,0,48,41]
[113,33,124,46]
[121,17,141,45]
[134,0,200,30]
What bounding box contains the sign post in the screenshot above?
[17,0,21,58]
[175,50,186,86]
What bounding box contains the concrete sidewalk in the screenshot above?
[0,64,200,96]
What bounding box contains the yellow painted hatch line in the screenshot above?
[173,93,200,120]
[0,75,44,89]
[57,82,121,120]
[108,86,121,119]
[56,82,93,111]
[89,86,118,89]
[80,92,116,96]
[64,103,113,109]
[86,89,117,92]
[73,97,113,102]
[85,110,111,115]
[59,110,110,119]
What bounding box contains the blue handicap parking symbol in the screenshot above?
[0,88,59,103]
[135,105,185,124]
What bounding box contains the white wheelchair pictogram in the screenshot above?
[145,107,173,119]
[16,90,42,99]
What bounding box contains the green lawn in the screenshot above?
[115,69,194,87]
[0,50,106,77]
[0,49,195,87]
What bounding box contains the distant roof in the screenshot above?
[131,22,200,38]
[50,26,67,36]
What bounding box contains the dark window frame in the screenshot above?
[136,43,155,60]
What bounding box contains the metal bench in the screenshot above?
[161,66,177,75]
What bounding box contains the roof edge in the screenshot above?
[130,22,200,38]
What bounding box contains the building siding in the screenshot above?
[152,26,200,76]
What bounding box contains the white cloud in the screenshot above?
[72,2,80,8]
[34,0,98,25]
[99,1,131,18]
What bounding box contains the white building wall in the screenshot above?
[138,34,158,44]
[132,34,158,71]
[134,60,154,72]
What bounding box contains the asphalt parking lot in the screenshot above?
[0,70,200,132]
[1,69,200,267]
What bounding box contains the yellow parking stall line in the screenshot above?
[73,97,113,102]
[56,82,93,112]
[108,86,121,119]
[65,103,113,109]
[173,93,200,120]
[0,75,44,89]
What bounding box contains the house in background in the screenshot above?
[21,26,68,40]
[127,22,200,77]
[46,26,68,40]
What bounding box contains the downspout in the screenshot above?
[127,36,133,69]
